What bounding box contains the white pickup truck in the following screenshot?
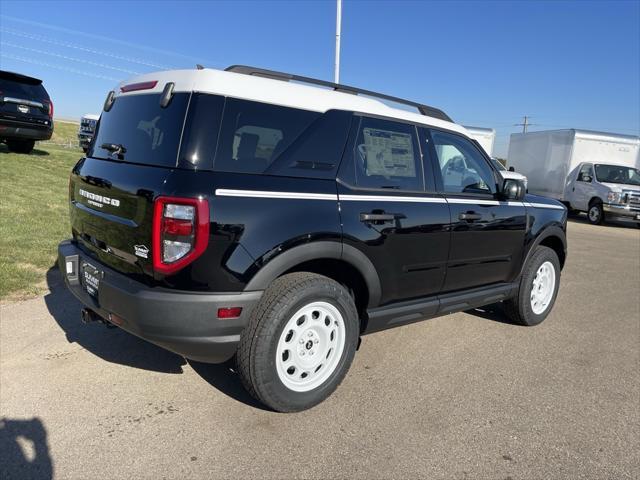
[77,113,99,152]
[508,129,640,226]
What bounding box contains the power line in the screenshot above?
[514,115,537,133]
[1,14,215,66]
[1,42,140,75]
[0,28,169,70]
[1,53,120,81]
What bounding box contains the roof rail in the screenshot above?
[225,65,453,123]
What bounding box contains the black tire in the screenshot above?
[503,246,561,326]
[236,272,359,412]
[6,139,35,154]
[587,200,604,225]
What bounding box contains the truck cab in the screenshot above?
[568,162,640,226]
[78,114,99,152]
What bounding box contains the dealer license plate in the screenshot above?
[82,262,101,298]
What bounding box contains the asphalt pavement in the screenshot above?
[1,218,639,479]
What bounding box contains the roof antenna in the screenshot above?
[196,64,204,70]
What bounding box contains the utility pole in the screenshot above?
[515,115,531,133]
[334,0,342,84]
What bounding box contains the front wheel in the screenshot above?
[503,246,561,326]
[587,201,604,225]
[236,272,359,412]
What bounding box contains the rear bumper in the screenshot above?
[0,121,53,141]
[58,240,262,363]
[604,204,640,223]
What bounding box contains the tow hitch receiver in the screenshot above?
[81,308,116,328]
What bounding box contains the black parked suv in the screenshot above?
[58,66,567,412]
[0,70,54,154]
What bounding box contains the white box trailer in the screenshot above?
[507,129,640,225]
[464,126,496,157]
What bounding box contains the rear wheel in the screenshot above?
[503,246,560,326]
[587,200,604,225]
[236,272,359,412]
[6,139,35,154]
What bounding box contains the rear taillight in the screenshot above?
[48,100,54,118]
[152,196,209,275]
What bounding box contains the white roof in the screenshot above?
[115,68,469,137]
[464,125,495,135]
[82,114,100,120]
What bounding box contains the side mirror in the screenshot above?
[502,178,526,201]
[508,166,515,172]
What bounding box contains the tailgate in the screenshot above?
[69,158,170,277]
[0,97,51,128]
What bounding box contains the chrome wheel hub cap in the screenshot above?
[530,261,556,315]
[276,301,346,392]
[589,206,600,222]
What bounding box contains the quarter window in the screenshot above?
[214,99,320,174]
[351,117,424,191]
[431,130,496,195]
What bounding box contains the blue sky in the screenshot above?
[1,0,638,157]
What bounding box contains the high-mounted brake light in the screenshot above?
[120,80,158,93]
[152,196,209,275]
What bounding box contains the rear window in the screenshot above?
[90,93,190,167]
[213,98,320,174]
[0,79,48,101]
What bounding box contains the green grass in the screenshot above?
[49,120,81,146]
[0,123,83,301]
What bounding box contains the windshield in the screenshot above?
[491,158,506,171]
[594,164,640,186]
[90,92,190,167]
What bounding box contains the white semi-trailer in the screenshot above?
[508,129,640,226]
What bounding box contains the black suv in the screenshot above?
[58,66,567,412]
[0,70,54,154]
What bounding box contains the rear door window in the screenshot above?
[348,116,424,191]
[214,98,320,174]
[90,92,190,167]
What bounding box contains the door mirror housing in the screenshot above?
[501,178,526,201]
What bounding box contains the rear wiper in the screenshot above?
[100,143,127,159]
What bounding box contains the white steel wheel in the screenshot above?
[530,261,556,315]
[275,301,346,392]
[588,204,601,223]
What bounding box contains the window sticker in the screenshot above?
[362,127,416,178]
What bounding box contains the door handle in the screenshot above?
[360,212,403,223]
[459,212,482,221]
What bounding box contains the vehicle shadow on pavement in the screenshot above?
[0,417,53,480]
[568,214,638,229]
[44,267,186,373]
[45,268,271,409]
[189,360,270,411]
[465,303,520,325]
